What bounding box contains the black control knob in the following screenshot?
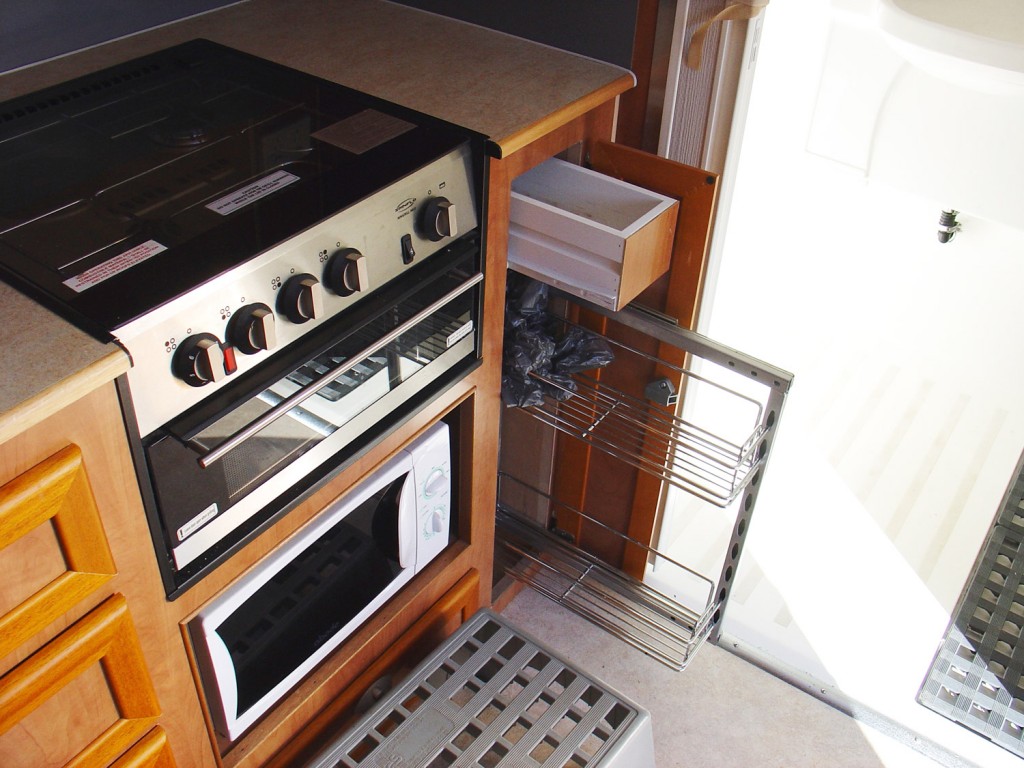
[277,273,323,324]
[420,196,457,242]
[324,248,369,296]
[227,302,276,354]
[172,333,226,387]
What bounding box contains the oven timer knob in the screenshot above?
[420,196,457,242]
[278,273,324,324]
[324,248,368,296]
[172,333,227,387]
[227,302,276,354]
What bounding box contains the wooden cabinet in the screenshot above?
[0,75,632,768]
[0,594,161,767]
[492,142,792,669]
[0,383,212,768]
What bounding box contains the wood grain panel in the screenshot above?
[0,593,160,767]
[112,727,178,768]
[549,142,720,577]
[0,661,119,768]
[0,383,217,767]
[0,444,115,660]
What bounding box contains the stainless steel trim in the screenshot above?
[568,290,793,391]
[196,271,483,468]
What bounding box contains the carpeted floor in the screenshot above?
[500,589,943,768]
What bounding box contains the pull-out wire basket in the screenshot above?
[512,308,773,508]
[496,474,718,670]
[525,363,763,508]
[497,296,792,668]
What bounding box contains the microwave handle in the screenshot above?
[397,472,418,570]
[195,271,483,468]
[199,624,240,732]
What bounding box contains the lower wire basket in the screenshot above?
[495,499,718,672]
[303,609,655,767]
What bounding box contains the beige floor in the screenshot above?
[500,589,946,768]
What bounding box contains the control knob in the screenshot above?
[277,273,323,324]
[429,508,447,534]
[227,302,276,354]
[420,196,457,242]
[422,467,448,498]
[172,333,227,387]
[324,247,369,296]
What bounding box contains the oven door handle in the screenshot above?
[195,271,483,468]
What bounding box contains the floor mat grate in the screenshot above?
[919,452,1024,757]
[305,610,654,767]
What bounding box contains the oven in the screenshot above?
[0,40,487,597]
[189,421,453,743]
[125,235,480,596]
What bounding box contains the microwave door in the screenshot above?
[191,453,414,741]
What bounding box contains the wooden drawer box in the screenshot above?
[508,157,678,311]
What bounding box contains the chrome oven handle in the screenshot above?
[196,271,483,469]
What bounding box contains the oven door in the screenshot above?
[140,239,480,596]
[189,448,416,742]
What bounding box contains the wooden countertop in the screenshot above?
[0,0,633,441]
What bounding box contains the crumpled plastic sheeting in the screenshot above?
[501,274,614,407]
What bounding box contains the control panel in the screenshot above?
[118,144,478,437]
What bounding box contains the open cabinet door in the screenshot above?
[549,140,719,579]
[496,139,792,669]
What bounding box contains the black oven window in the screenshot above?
[214,474,407,716]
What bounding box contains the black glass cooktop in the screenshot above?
[0,40,479,338]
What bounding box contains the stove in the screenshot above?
[0,40,487,595]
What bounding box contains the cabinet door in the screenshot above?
[0,384,206,768]
[0,593,161,767]
[0,444,116,661]
[111,727,177,768]
[549,140,720,576]
[497,141,792,669]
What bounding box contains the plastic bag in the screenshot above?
[552,326,615,374]
[501,276,614,407]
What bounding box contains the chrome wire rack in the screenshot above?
[526,366,763,508]
[496,474,718,671]
[515,309,773,508]
[497,297,792,668]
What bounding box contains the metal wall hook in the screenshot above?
[938,209,961,243]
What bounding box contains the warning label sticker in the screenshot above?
[177,503,219,542]
[63,239,168,293]
[205,170,300,216]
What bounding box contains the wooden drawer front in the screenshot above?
[509,157,678,311]
[0,444,116,660]
[0,593,161,767]
[112,727,177,768]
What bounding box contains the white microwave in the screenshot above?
[188,421,452,742]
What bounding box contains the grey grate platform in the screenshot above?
[305,610,654,767]
[919,451,1024,757]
